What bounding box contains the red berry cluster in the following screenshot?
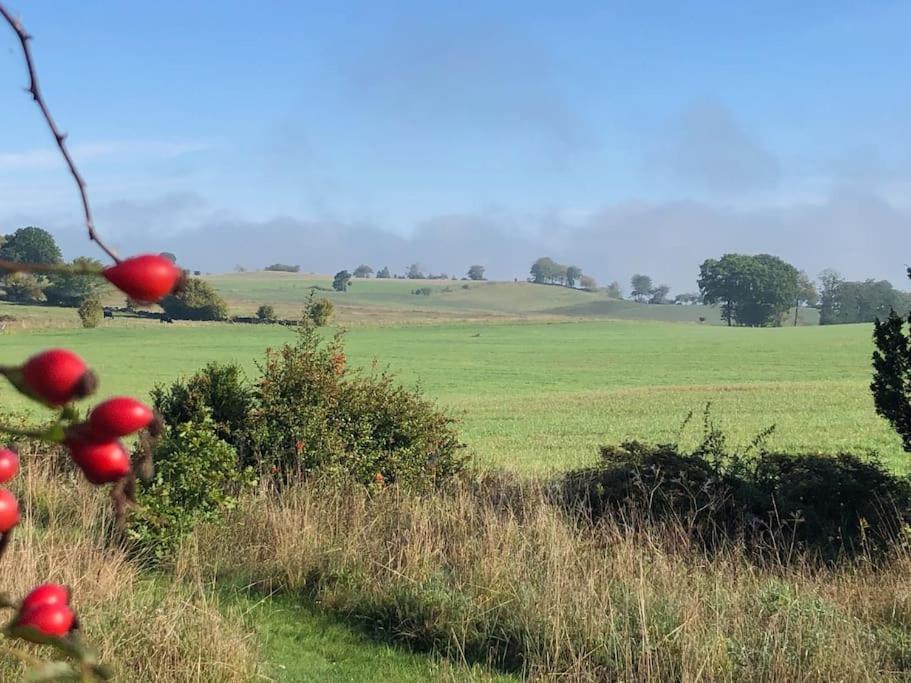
[0,252,175,667]
[12,583,75,640]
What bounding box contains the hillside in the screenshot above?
[204,272,820,326]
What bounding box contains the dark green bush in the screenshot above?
[78,297,103,328]
[127,417,256,561]
[160,277,228,320]
[871,268,911,452]
[256,304,276,321]
[559,427,911,561]
[412,287,432,296]
[150,362,253,452]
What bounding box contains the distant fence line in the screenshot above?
[102,307,299,326]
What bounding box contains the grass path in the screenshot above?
[228,590,514,682]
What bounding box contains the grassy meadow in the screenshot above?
[1,276,907,681]
[0,306,900,471]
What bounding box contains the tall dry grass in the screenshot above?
[0,450,257,682]
[189,476,911,682]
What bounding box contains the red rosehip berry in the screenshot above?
[0,448,19,484]
[15,603,75,638]
[19,349,97,406]
[0,488,20,533]
[88,396,156,438]
[103,254,182,303]
[20,583,70,614]
[68,439,131,485]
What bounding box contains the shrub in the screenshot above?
[264,263,300,272]
[78,297,103,328]
[256,304,276,321]
[252,325,465,488]
[149,327,465,489]
[305,296,334,326]
[559,426,911,561]
[127,417,256,561]
[150,362,253,452]
[412,287,432,296]
[160,277,228,320]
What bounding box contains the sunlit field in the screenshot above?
[0,313,898,472]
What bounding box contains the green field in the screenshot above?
[202,272,821,325]
[0,311,899,472]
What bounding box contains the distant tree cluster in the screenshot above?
[529,257,585,287]
[818,270,910,325]
[629,274,671,304]
[467,265,486,281]
[353,265,374,278]
[265,263,300,273]
[0,226,105,307]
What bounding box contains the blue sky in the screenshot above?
[1,1,910,289]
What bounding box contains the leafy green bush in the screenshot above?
[78,297,103,328]
[253,325,465,488]
[412,287,432,296]
[160,277,228,320]
[127,417,256,561]
[559,421,911,561]
[151,325,465,489]
[304,296,334,326]
[150,362,253,452]
[256,304,276,321]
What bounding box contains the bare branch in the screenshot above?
[0,3,120,263]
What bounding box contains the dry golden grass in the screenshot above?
[190,476,911,682]
[0,450,257,682]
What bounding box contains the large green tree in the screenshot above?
[467,264,486,281]
[698,253,799,327]
[531,257,570,285]
[565,265,583,288]
[0,226,62,265]
[332,270,352,292]
[630,274,653,303]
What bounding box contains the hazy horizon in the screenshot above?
[2,1,909,291]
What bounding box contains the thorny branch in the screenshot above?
[0,3,120,264]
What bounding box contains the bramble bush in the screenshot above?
[559,415,911,561]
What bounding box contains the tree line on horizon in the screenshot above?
[3,226,908,330]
